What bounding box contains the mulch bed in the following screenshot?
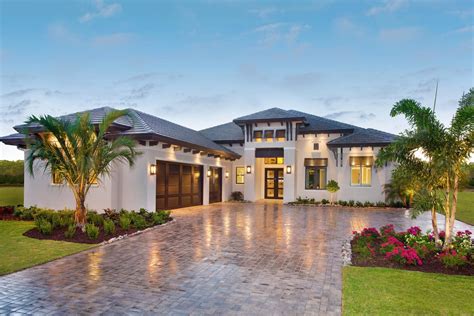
[24,226,143,244]
[351,239,474,276]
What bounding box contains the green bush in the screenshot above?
[376,201,386,207]
[152,210,171,225]
[35,218,53,235]
[321,199,329,205]
[58,211,74,227]
[119,214,131,230]
[338,200,347,206]
[87,211,104,226]
[50,212,61,229]
[439,250,468,268]
[130,212,147,230]
[15,206,42,220]
[104,219,116,235]
[64,225,76,239]
[85,223,100,239]
[348,200,355,207]
[363,201,374,207]
[355,201,364,207]
[230,191,244,201]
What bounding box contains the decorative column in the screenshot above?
[244,148,256,201]
[283,147,296,203]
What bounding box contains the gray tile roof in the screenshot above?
[199,122,244,143]
[233,107,306,124]
[327,128,397,147]
[288,109,358,133]
[3,107,240,159]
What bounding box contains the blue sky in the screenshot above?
[1,0,472,160]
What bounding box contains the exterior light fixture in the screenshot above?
[246,165,252,174]
[225,170,229,178]
[149,164,157,175]
[286,165,292,174]
[207,169,212,177]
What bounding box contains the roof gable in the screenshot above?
[233,107,305,124]
[199,122,244,143]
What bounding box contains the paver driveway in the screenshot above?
[0,202,472,315]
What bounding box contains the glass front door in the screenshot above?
[265,168,284,199]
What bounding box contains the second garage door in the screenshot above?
[156,161,203,210]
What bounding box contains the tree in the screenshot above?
[25,110,140,229]
[377,89,473,248]
[326,180,340,205]
[383,165,420,208]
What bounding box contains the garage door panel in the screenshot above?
[156,161,203,210]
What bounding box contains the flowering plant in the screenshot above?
[406,226,421,236]
[438,249,468,268]
[385,245,423,266]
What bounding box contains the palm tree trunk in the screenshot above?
[430,206,440,243]
[443,175,451,249]
[74,192,87,231]
[445,174,458,248]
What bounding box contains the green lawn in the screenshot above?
[0,221,94,275]
[0,186,23,206]
[456,191,474,225]
[343,266,474,316]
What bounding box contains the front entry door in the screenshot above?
[265,168,284,199]
[209,167,222,203]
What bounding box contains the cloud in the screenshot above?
[333,17,364,36]
[452,25,473,34]
[367,0,406,16]
[325,111,376,121]
[281,72,321,89]
[409,78,437,94]
[48,23,79,43]
[1,89,36,98]
[253,23,310,47]
[249,7,281,19]
[0,99,35,118]
[312,96,347,108]
[379,27,421,41]
[92,33,134,46]
[79,0,122,23]
[115,72,183,84]
[123,83,155,100]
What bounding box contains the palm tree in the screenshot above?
[377,89,473,247]
[25,110,140,229]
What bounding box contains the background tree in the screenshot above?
[326,180,340,205]
[25,110,140,229]
[377,88,473,247]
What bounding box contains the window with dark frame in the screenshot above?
[263,157,284,164]
[305,166,327,189]
[275,129,285,141]
[236,166,245,184]
[313,143,319,151]
[253,130,263,142]
[264,130,274,142]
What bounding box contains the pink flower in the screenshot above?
[406,226,421,235]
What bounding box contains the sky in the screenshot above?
[0,0,473,160]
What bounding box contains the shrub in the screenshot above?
[64,225,76,239]
[380,236,404,255]
[380,224,395,237]
[439,250,468,268]
[348,200,355,207]
[363,201,373,207]
[452,230,473,256]
[35,218,53,235]
[104,219,116,235]
[119,214,131,230]
[87,211,104,227]
[355,201,364,207]
[130,213,147,230]
[376,201,386,207]
[385,245,423,266]
[50,212,61,229]
[230,191,244,201]
[103,208,120,221]
[85,223,99,240]
[14,206,37,220]
[152,210,171,225]
[321,199,329,205]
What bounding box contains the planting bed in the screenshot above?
[351,225,474,276]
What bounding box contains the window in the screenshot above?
[236,167,245,184]
[275,129,285,141]
[304,158,328,190]
[264,157,284,164]
[350,156,373,186]
[305,167,327,189]
[52,171,63,185]
[313,143,319,151]
[264,130,274,142]
[253,130,263,142]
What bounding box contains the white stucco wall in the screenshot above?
[24,143,234,212]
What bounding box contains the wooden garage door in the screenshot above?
[156,161,203,210]
[209,167,222,204]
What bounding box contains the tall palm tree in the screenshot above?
[25,109,140,229]
[377,89,473,247]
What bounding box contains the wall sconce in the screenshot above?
[207,169,211,177]
[225,170,229,178]
[246,165,252,174]
[149,164,156,175]
[286,165,292,174]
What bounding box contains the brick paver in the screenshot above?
[0,202,472,315]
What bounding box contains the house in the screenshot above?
[0,107,396,211]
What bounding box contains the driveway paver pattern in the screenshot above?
[0,202,472,315]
